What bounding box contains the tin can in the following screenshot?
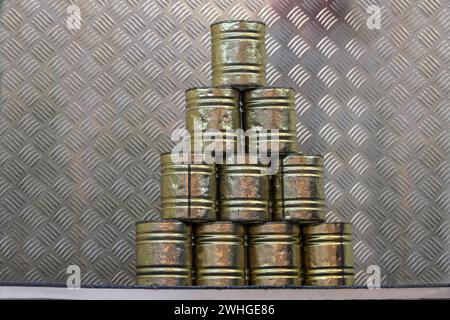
[194,222,245,286]
[248,222,302,286]
[135,221,192,286]
[211,20,267,89]
[160,153,217,222]
[218,156,270,223]
[243,87,299,154]
[302,223,354,286]
[273,154,326,223]
[186,87,240,155]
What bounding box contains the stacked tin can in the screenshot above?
[135,20,355,287]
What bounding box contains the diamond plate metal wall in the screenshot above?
[0,0,449,286]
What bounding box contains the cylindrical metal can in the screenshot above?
[248,222,302,286]
[218,156,270,223]
[186,87,241,155]
[194,222,245,286]
[160,153,217,222]
[243,87,299,154]
[302,223,354,286]
[211,20,267,89]
[136,221,192,286]
[273,154,326,223]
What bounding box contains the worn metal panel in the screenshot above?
[0,0,449,286]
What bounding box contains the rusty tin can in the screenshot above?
[135,221,192,286]
[186,87,241,155]
[211,20,267,89]
[218,156,270,223]
[248,222,302,286]
[273,154,326,223]
[243,87,299,154]
[160,153,217,222]
[302,223,354,286]
[194,222,246,286]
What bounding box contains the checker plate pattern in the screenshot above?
[0,0,449,286]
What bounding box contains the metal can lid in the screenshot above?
[136,220,191,234]
[281,153,324,166]
[248,221,300,236]
[218,154,272,167]
[195,221,245,235]
[185,86,240,97]
[302,222,352,236]
[243,87,295,101]
[210,20,266,31]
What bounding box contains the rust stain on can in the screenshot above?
[211,20,267,89]
[186,87,241,155]
[302,223,354,286]
[243,87,299,154]
[160,153,217,222]
[135,221,192,286]
[194,222,246,286]
[218,156,270,223]
[248,222,302,286]
[273,154,326,223]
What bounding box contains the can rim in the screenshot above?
[248,221,300,235]
[195,221,245,234]
[281,153,325,159]
[289,153,324,157]
[302,222,353,235]
[195,221,237,225]
[160,154,217,168]
[135,219,189,225]
[251,221,295,226]
[215,83,267,90]
[210,20,267,27]
[243,86,295,91]
[305,222,351,225]
[160,152,207,160]
[185,85,237,92]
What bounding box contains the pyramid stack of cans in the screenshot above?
[136,21,354,287]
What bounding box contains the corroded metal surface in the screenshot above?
[302,223,354,287]
[273,154,326,223]
[218,158,270,223]
[135,221,192,286]
[248,222,302,286]
[211,20,267,88]
[0,0,449,286]
[160,153,216,222]
[194,222,245,286]
[243,87,300,154]
[185,87,240,154]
